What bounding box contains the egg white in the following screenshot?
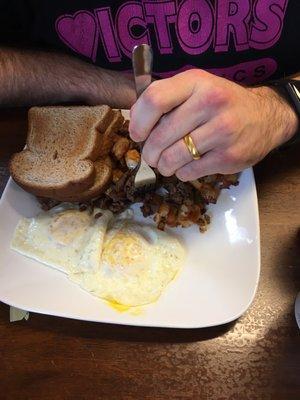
[11,203,112,274]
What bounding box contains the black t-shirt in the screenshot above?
[1,0,300,84]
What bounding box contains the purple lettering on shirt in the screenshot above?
[208,57,277,83]
[176,0,214,55]
[55,11,98,61]
[144,1,176,55]
[95,8,121,62]
[250,0,289,50]
[153,58,278,84]
[215,0,251,52]
[54,1,288,80]
[116,1,149,59]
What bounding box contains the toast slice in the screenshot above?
[10,151,96,198]
[10,105,116,199]
[57,156,113,202]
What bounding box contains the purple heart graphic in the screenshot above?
[56,11,98,62]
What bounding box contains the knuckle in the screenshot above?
[142,152,155,168]
[217,114,236,137]
[177,162,198,182]
[189,161,200,176]
[158,148,175,176]
[222,148,242,165]
[183,69,197,80]
[149,128,166,150]
[193,92,205,110]
[184,68,206,80]
[176,170,188,182]
[148,113,178,149]
[142,133,166,166]
[204,86,228,108]
[142,145,157,167]
[177,167,195,181]
[149,79,160,90]
[152,116,176,148]
[193,84,227,111]
[162,115,179,139]
[193,77,231,111]
[143,83,162,111]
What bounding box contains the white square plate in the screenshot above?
[0,111,260,328]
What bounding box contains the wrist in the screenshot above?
[250,85,299,146]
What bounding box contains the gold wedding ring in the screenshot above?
[183,134,201,160]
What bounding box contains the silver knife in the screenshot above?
[132,44,153,97]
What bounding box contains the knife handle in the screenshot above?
[132,44,153,98]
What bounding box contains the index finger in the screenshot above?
[129,72,196,143]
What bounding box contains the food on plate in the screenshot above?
[9,105,124,201]
[70,219,185,306]
[11,203,113,274]
[10,105,238,231]
[94,172,238,231]
[9,105,238,308]
[11,206,185,307]
[58,157,112,202]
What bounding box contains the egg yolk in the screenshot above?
[102,232,146,267]
[49,210,91,245]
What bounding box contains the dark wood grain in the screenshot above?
[0,109,299,400]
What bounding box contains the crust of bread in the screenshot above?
[26,105,114,160]
[9,105,116,199]
[10,151,96,198]
[56,156,113,202]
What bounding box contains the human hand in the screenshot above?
[129,70,298,181]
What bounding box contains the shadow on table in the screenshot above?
[1,303,236,343]
[271,227,300,311]
[280,227,300,282]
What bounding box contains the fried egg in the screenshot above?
[12,207,185,308]
[11,204,112,274]
[70,220,185,306]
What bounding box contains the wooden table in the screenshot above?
[0,109,299,400]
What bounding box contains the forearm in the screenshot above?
[0,47,136,108]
